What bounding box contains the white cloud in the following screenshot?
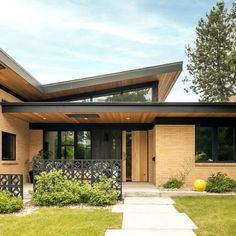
[0,0,200,101]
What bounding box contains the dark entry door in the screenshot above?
[92,129,122,159]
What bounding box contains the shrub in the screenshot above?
[76,181,93,203]
[206,172,236,193]
[32,170,81,206]
[0,191,23,213]
[163,178,184,189]
[88,175,120,206]
[31,170,119,207]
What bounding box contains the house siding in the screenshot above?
[154,124,236,187]
[0,89,42,182]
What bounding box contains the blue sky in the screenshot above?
[0,0,234,101]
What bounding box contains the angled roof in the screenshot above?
[0,48,182,101]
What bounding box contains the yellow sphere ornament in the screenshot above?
[194,179,206,191]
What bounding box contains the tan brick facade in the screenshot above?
[1,89,235,186]
[0,89,43,182]
[154,124,236,187]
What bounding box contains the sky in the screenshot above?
[0,0,234,101]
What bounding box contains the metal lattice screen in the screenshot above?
[33,159,122,194]
[0,174,23,198]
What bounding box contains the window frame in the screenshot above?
[195,126,236,163]
[2,131,16,161]
[44,130,92,160]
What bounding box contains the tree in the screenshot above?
[184,1,236,102]
[226,3,236,73]
[226,50,236,72]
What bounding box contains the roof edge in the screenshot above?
[42,61,183,94]
[0,48,43,92]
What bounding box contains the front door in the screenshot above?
[122,130,148,182]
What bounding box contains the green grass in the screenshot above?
[174,196,236,236]
[0,208,122,236]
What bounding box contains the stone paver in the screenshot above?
[112,204,177,213]
[106,196,197,236]
[123,212,197,230]
[124,197,175,205]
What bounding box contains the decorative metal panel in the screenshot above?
[0,174,23,198]
[33,159,122,196]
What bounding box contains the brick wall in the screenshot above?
[29,130,43,160]
[154,124,236,187]
[0,89,43,182]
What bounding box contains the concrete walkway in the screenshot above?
[105,197,197,236]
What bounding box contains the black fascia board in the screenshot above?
[1,102,236,113]
[29,123,153,130]
[154,117,236,126]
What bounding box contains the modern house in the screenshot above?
[0,48,236,187]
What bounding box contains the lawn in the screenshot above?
[174,196,236,236]
[0,208,122,236]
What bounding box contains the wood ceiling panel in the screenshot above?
[0,67,44,100]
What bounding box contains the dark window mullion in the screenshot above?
[234,127,236,162]
[212,127,218,162]
[58,131,61,159]
[75,130,78,159]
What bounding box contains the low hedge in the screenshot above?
[31,169,120,207]
[206,172,236,193]
[0,191,23,213]
[163,177,184,189]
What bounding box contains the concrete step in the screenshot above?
[124,197,175,205]
[123,191,161,198]
[112,204,177,213]
[105,229,196,236]
[123,212,197,230]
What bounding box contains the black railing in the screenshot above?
[0,174,23,198]
[33,159,122,195]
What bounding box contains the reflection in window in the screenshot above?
[196,127,213,162]
[92,87,152,102]
[218,127,234,161]
[92,95,114,102]
[77,131,91,159]
[196,126,235,162]
[71,98,91,102]
[45,131,58,159]
[2,132,16,161]
[61,131,74,160]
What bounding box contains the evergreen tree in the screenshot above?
[184,1,236,102]
[226,3,236,73]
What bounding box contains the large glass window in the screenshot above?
[61,131,75,160]
[77,131,91,159]
[218,127,234,161]
[196,127,213,162]
[2,132,16,161]
[45,131,58,159]
[92,87,152,102]
[196,126,236,162]
[44,131,92,160]
[126,131,132,181]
